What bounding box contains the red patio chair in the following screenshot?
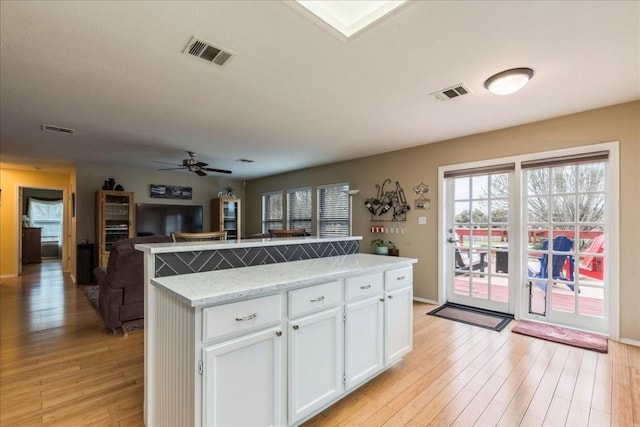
[578,234,604,280]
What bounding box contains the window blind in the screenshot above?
[262,191,283,232]
[444,163,515,178]
[287,187,312,231]
[317,182,350,237]
[521,151,609,169]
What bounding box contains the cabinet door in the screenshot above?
[288,307,343,424]
[203,326,284,427]
[345,295,384,390]
[384,285,413,365]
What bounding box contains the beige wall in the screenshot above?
[75,162,245,244]
[245,101,640,342]
[0,168,75,277]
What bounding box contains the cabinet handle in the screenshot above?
[235,313,257,321]
[276,331,282,337]
[293,325,299,330]
[309,296,325,303]
[379,298,385,302]
[360,285,371,289]
[388,295,394,299]
[397,276,405,280]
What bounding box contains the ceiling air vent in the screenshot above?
[183,36,233,66]
[41,124,75,135]
[430,83,472,101]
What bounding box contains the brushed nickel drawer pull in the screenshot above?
[309,296,325,302]
[235,313,257,321]
[360,285,372,289]
[397,276,405,280]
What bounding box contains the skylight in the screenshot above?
[295,0,408,38]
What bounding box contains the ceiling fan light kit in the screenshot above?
[484,67,534,95]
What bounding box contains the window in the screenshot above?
[262,191,283,232]
[317,182,350,237]
[27,197,63,251]
[287,187,312,231]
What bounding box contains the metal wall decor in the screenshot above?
[364,179,411,221]
[413,182,431,210]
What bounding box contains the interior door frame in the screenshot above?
[438,141,619,340]
[16,185,67,275]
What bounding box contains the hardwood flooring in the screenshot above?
[1,261,638,426]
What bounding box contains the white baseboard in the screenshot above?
[620,338,640,347]
[70,274,77,284]
[413,296,438,305]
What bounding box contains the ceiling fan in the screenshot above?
[153,151,232,176]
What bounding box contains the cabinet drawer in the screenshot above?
[203,294,282,342]
[288,281,342,318]
[345,273,383,302]
[385,267,413,291]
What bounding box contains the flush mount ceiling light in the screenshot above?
[294,0,407,39]
[484,67,534,95]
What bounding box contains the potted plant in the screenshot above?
[387,241,399,257]
[370,238,388,255]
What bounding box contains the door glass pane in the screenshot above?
[551,165,576,194]
[471,176,488,199]
[454,177,470,200]
[578,162,605,192]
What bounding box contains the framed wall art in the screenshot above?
[150,184,192,200]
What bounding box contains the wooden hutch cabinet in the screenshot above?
[96,190,135,268]
[211,197,241,239]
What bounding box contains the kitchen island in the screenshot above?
[137,237,416,426]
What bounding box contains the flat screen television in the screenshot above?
[136,203,203,236]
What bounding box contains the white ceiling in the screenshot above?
[1,1,638,179]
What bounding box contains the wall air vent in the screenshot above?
[430,83,472,101]
[41,124,75,135]
[183,36,233,66]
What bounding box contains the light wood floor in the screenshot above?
[1,262,638,426]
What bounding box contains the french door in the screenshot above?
[522,155,609,333]
[444,167,514,313]
[441,145,614,335]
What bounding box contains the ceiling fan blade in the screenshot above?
[194,161,209,167]
[158,167,186,171]
[194,169,207,176]
[202,167,233,174]
[153,160,182,166]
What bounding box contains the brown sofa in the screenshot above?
[93,235,171,331]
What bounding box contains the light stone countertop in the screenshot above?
[136,235,362,254]
[150,253,417,307]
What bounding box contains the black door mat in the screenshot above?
[428,302,513,332]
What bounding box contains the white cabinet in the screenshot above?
[344,295,384,389]
[384,267,414,364]
[344,272,385,390]
[288,283,343,425]
[201,294,284,426]
[146,254,416,427]
[203,326,285,426]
